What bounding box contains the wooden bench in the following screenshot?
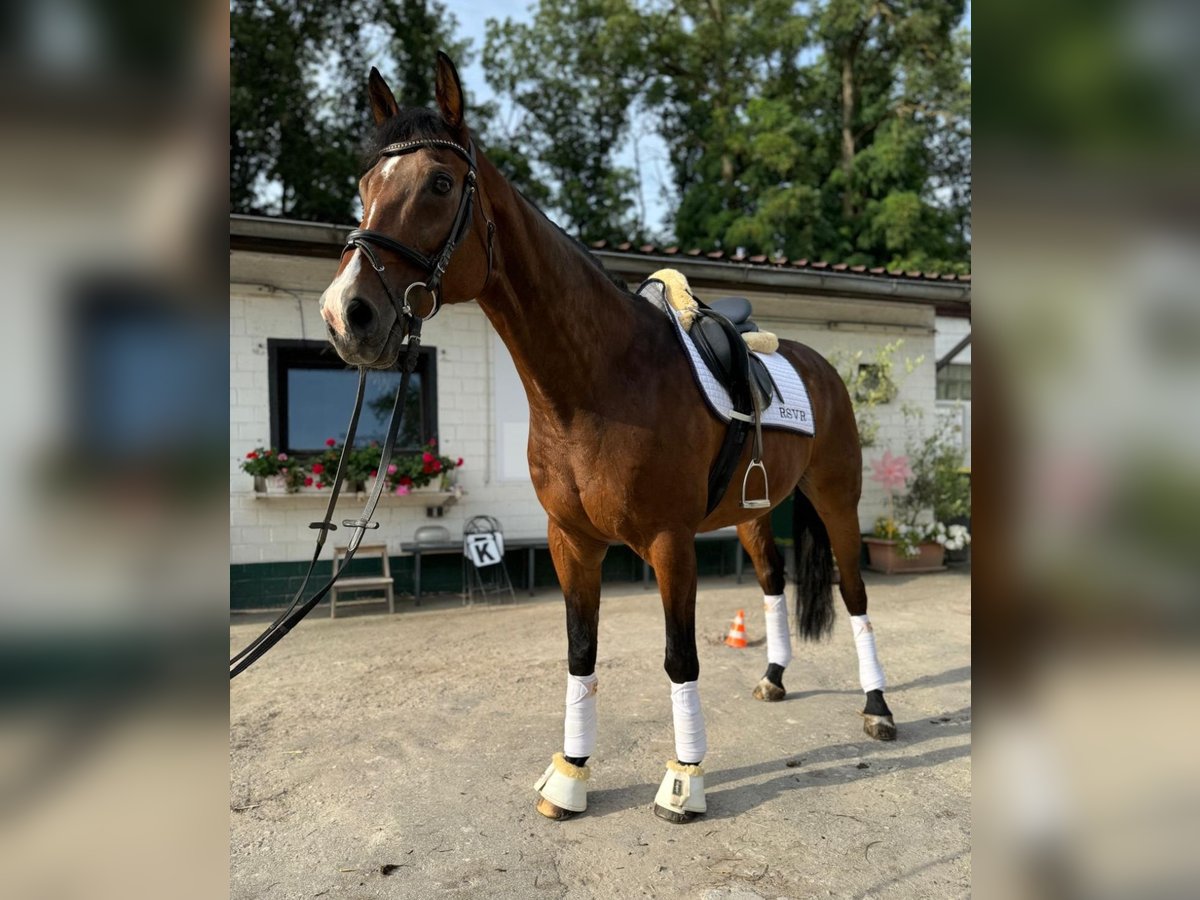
[330,544,395,618]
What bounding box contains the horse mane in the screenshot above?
[362,109,631,294]
[513,189,631,295]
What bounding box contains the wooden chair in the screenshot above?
[330,544,395,618]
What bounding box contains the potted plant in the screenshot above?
[239,447,292,493]
[384,439,464,495]
[863,439,971,574]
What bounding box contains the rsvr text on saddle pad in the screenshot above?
[667,306,815,436]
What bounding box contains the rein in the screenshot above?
[230,137,492,679]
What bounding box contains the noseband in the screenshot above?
[342,137,495,332]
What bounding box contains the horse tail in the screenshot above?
[792,489,835,641]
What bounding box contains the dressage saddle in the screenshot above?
[685,298,776,515]
[688,298,776,407]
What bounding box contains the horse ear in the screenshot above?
[434,51,465,131]
[368,66,400,125]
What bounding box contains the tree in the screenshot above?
[231,0,475,223]
[483,0,970,271]
[483,0,647,241]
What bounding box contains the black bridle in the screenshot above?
[230,137,493,679]
[344,137,494,328]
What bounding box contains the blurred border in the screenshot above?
[975,0,1200,895]
[0,1,230,898]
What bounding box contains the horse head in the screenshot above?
[320,53,493,368]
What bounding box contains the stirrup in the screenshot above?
[740,459,770,509]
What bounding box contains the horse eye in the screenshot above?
[433,174,453,195]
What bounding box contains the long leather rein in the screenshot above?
[230,137,493,679]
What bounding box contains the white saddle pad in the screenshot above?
[668,307,815,435]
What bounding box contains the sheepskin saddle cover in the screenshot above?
[636,271,815,435]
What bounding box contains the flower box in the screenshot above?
[863,537,946,575]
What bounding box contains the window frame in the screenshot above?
[267,338,438,455]
[936,362,972,401]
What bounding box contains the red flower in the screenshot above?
[422,462,433,474]
[311,463,325,475]
[326,438,337,447]
[422,452,434,463]
[246,451,258,459]
[316,481,325,489]
[432,460,442,473]
[456,457,464,467]
[304,476,314,487]
[399,475,413,486]
[428,438,437,447]
[369,470,378,479]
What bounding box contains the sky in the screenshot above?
[452,0,675,237]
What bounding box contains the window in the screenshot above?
[268,339,437,454]
[937,363,972,401]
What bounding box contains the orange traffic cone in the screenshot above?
[724,609,748,648]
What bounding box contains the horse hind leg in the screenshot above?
[737,516,791,702]
[808,487,897,741]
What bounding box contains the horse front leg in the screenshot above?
[534,520,607,820]
[646,531,707,823]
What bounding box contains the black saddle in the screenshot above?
[689,300,775,404]
[707,297,759,333]
[686,300,776,515]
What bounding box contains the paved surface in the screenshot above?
[230,569,971,898]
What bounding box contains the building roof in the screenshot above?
[230,214,970,312]
[586,239,970,284]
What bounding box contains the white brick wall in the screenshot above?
[231,252,939,563]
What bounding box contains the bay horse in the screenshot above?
[319,54,895,823]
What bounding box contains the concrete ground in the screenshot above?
[230,568,971,899]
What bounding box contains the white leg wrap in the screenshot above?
[763,593,792,667]
[851,614,886,693]
[670,680,707,763]
[562,673,598,758]
[654,759,707,816]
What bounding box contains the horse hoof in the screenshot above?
[752,678,786,702]
[862,713,897,741]
[653,803,702,824]
[536,797,576,820]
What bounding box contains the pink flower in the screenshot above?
[869,451,912,494]
[277,452,288,461]
[394,484,411,496]
[387,464,398,475]
[326,438,337,447]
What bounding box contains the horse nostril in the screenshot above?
[345,297,374,334]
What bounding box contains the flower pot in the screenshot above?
[864,538,946,575]
[253,475,267,494]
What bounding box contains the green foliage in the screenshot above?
[829,340,922,447]
[483,0,646,240]
[483,0,970,270]
[231,0,970,271]
[897,410,971,525]
[231,0,474,222]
